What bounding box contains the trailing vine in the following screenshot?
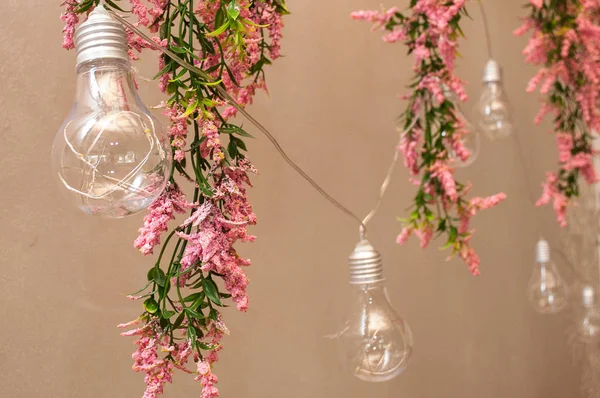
[352,1,506,275]
[61,0,287,397]
[516,0,600,227]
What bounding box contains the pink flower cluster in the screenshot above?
[134,184,193,255]
[195,361,219,398]
[60,1,80,50]
[177,162,257,312]
[517,0,600,226]
[119,319,194,398]
[165,104,189,162]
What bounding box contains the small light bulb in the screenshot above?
[336,240,413,382]
[528,239,568,314]
[576,285,600,343]
[51,6,171,218]
[474,59,515,141]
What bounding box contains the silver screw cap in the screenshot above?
[349,240,385,285]
[482,59,501,83]
[75,5,129,67]
[536,239,550,263]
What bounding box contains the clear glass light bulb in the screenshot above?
[576,285,600,343]
[528,239,568,314]
[51,6,171,218]
[474,59,515,141]
[337,241,413,382]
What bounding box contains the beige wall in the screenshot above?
[0,1,583,397]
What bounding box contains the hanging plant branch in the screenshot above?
[516,0,600,227]
[352,1,506,275]
[61,0,287,397]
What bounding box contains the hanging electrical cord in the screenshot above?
[110,9,418,240]
[359,118,418,239]
[477,0,494,59]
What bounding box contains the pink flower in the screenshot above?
[413,45,430,64]
[134,185,192,255]
[350,7,398,27]
[557,134,574,163]
[399,129,421,176]
[468,193,507,212]
[430,161,458,202]
[396,227,413,245]
[530,0,544,9]
[415,224,433,248]
[458,214,470,234]
[60,1,79,50]
[514,19,535,37]
[536,172,569,227]
[130,0,150,26]
[460,245,481,276]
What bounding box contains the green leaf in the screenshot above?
[168,68,188,83]
[214,7,225,30]
[170,45,188,54]
[424,208,434,221]
[183,99,200,118]
[186,325,197,342]
[227,1,241,20]
[153,268,167,287]
[206,20,230,37]
[128,280,153,296]
[184,307,206,319]
[172,312,185,329]
[159,317,169,330]
[448,226,458,243]
[198,79,223,87]
[75,0,95,13]
[152,60,173,80]
[209,308,219,321]
[144,297,159,314]
[162,310,176,319]
[104,0,128,13]
[197,342,215,351]
[183,292,204,303]
[202,278,222,306]
[234,137,247,151]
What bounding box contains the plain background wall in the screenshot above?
[0,0,585,397]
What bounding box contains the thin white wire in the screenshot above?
[360,117,419,238]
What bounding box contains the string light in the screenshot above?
[52,6,171,218]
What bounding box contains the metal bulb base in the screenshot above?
[482,59,501,83]
[536,239,550,263]
[348,240,385,285]
[75,5,129,67]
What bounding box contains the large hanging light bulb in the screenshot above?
[576,285,600,343]
[336,240,413,382]
[528,239,568,314]
[51,6,171,218]
[474,59,515,141]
